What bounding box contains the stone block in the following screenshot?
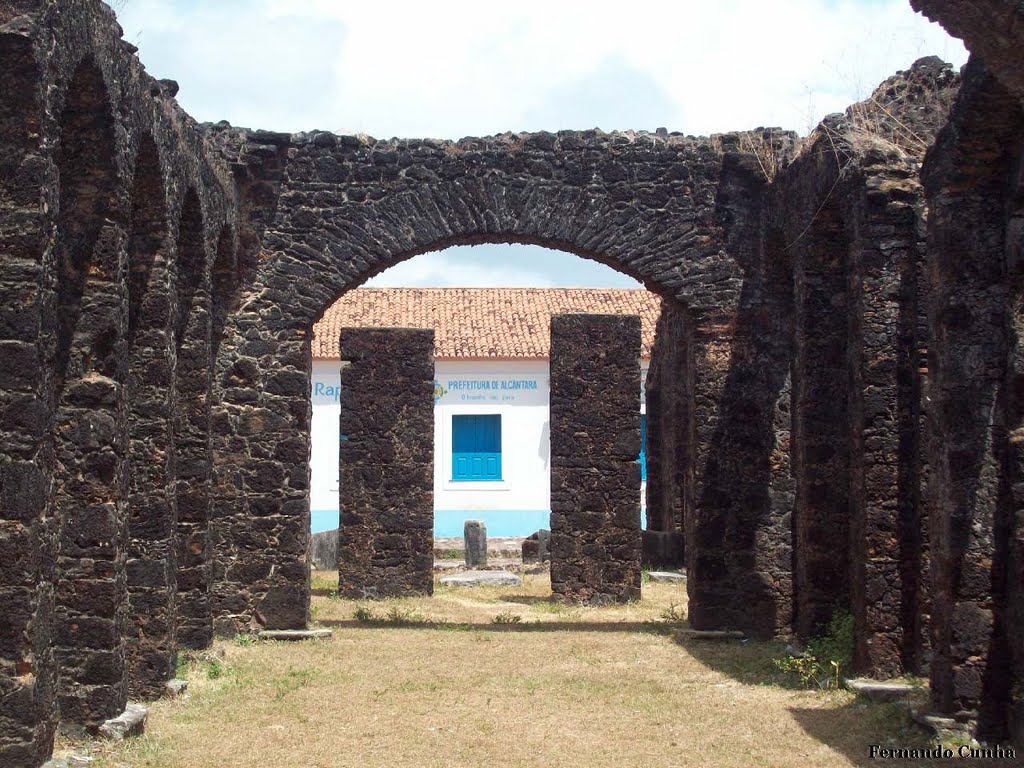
[549,315,642,604]
[98,704,147,741]
[463,520,487,567]
[440,571,522,587]
[337,328,434,598]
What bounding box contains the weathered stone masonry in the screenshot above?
[920,59,1024,738]
[0,0,237,759]
[769,58,961,680]
[549,314,642,604]
[337,328,434,599]
[203,120,791,643]
[3,0,1024,762]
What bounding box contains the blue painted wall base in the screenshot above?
[312,509,551,537]
[313,506,648,537]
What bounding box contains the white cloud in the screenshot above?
[117,0,968,138]
[364,250,556,288]
[362,244,644,288]
[112,1,970,290]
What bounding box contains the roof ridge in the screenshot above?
[311,287,662,360]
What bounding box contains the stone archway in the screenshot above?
[208,129,795,640]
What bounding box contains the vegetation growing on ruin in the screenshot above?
[774,611,855,690]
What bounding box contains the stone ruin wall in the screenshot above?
[919,58,1024,738]
[336,328,434,599]
[1,0,1024,762]
[643,303,691,538]
[770,56,961,678]
[0,0,244,761]
[549,314,642,603]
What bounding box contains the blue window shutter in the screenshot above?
[452,414,502,481]
[639,414,647,482]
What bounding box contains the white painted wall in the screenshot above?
[433,359,550,511]
[309,358,648,534]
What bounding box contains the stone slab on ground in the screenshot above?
[673,629,746,642]
[910,708,973,741]
[165,679,188,697]
[258,629,333,641]
[647,570,687,583]
[846,678,924,702]
[440,570,523,587]
[98,703,147,741]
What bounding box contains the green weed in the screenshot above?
[774,610,854,690]
[207,658,224,680]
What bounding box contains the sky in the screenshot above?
[114,0,968,290]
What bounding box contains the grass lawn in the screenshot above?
[55,569,938,768]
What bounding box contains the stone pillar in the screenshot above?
[549,314,641,604]
[791,203,852,639]
[209,331,311,634]
[52,222,131,729]
[643,303,690,536]
[337,328,434,598]
[464,520,487,567]
[123,136,178,697]
[0,30,58,765]
[922,60,1024,733]
[846,159,925,678]
[173,191,214,650]
[684,153,794,641]
[49,60,130,731]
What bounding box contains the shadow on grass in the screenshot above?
[678,636,794,687]
[788,702,955,768]
[682,640,955,766]
[317,617,678,635]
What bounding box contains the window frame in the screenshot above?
[451,412,503,482]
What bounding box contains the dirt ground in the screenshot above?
[54,570,945,768]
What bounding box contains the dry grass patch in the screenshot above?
[60,571,931,768]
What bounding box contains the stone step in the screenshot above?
[258,629,333,641]
[910,707,973,739]
[440,570,523,587]
[98,703,147,741]
[845,678,925,702]
[647,570,687,583]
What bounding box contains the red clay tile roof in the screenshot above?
[312,288,662,360]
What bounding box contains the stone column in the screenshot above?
[337,328,434,598]
[549,314,641,604]
[173,192,214,650]
[791,204,852,639]
[846,159,925,678]
[123,136,178,697]
[464,520,487,567]
[49,60,130,731]
[52,222,130,729]
[643,304,690,535]
[0,30,58,764]
[922,61,1024,732]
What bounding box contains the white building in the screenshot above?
[310,288,661,537]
